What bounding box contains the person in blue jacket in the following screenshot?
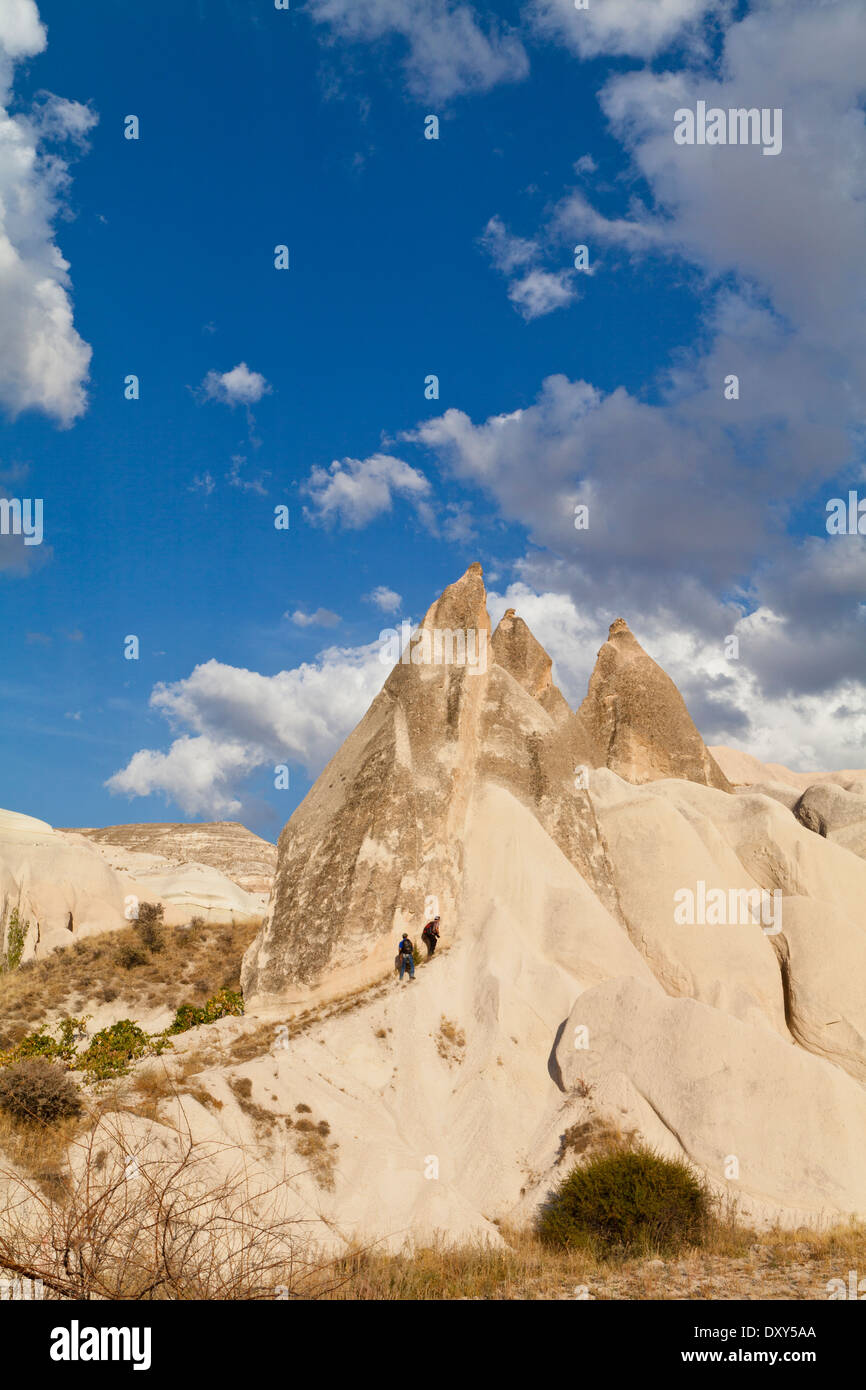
[397,933,415,981]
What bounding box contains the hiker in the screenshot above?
[421,915,440,957]
[397,933,415,981]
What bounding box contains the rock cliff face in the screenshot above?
[232,563,866,1238]
[0,812,269,960]
[242,564,626,1005]
[243,566,728,1005]
[578,618,731,790]
[67,821,276,895]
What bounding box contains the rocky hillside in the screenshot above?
[65,821,276,895]
[0,811,268,959]
[225,561,866,1245]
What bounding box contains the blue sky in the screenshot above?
[2,0,865,838]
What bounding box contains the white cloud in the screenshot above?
[508,268,577,320]
[288,607,341,628]
[480,214,577,320]
[490,580,866,775]
[0,0,45,62]
[531,0,727,59]
[365,585,402,613]
[303,452,433,529]
[407,0,866,751]
[226,453,269,495]
[479,215,538,274]
[306,0,528,102]
[107,644,388,817]
[199,362,271,407]
[0,1,95,425]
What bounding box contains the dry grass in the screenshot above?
[556,1118,637,1164]
[324,1221,866,1300]
[0,919,261,1048]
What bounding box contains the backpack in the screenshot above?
[399,938,413,956]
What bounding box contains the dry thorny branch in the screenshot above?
[0,1099,354,1300]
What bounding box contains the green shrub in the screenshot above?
[537,1143,713,1255]
[78,1019,169,1082]
[0,1058,83,1125]
[166,988,245,1036]
[0,1017,89,1069]
[1,907,29,973]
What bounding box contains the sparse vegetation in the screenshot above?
[0,917,260,1053]
[292,1116,338,1191]
[116,943,147,970]
[437,1015,466,1062]
[230,1075,276,1129]
[538,1144,714,1255]
[557,1118,636,1164]
[0,1117,351,1299]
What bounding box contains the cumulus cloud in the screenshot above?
[508,268,577,320]
[404,0,866,766]
[0,0,95,425]
[107,644,388,817]
[489,579,866,776]
[364,585,402,613]
[306,0,529,103]
[303,452,433,529]
[199,362,271,407]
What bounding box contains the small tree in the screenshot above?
[1,907,29,973]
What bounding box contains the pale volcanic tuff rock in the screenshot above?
[243,569,733,1007]
[579,618,732,791]
[0,809,129,956]
[232,563,866,1238]
[242,564,624,1006]
[0,811,269,961]
[66,821,276,895]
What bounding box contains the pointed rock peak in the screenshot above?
[420,560,490,635]
[579,620,732,792]
[492,607,555,701]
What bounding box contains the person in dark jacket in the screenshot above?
[421,916,441,957]
[397,933,415,981]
